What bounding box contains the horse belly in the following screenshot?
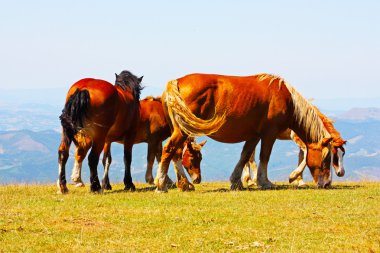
[209,114,263,143]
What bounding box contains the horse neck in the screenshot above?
[318,111,344,143]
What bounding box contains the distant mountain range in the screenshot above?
[0,104,379,185]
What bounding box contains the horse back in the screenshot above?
[134,99,170,144]
[167,73,293,142]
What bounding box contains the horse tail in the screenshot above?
[59,89,90,145]
[164,80,226,137]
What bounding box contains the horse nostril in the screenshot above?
[337,170,345,177]
[193,176,201,184]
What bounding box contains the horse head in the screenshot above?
[182,138,207,184]
[331,139,347,177]
[115,70,144,101]
[306,137,333,188]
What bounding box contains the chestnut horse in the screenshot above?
[154,73,333,192]
[243,114,346,188]
[70,96,206,190]
[58,70,143,193]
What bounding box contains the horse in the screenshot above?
[154,73,333,192]
[70,96,207,190]
[58,70,143,193]
[242,113,347,188]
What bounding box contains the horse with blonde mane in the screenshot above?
[242,113,347,188]
[58,70,143,193]
[69,96,206,190]
[154,73,333,192]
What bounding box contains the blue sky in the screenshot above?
[0,1,379,102]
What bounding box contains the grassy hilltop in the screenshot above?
[0,182,379,252]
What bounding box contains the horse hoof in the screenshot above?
[247,180,256,188]
[155,187,168,193]
[145,176,154,185]
[176,178,194,192]
[90,183,102,193]
[230,182,244,191]
[102,184,112,191]
[297,183,308,189]
[258,182,275,190]
[58,185,69,194]
[124,184,136,192]
[75,182,85,187]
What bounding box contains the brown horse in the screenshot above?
[58,70,143,193]
[154,73,333,192]
[70,97,206,190]
[243,113,346,188]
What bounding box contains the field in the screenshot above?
[0,182,379,252]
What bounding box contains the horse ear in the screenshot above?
[198,140,207,147]
[115,73,118,78]
[322,137,333,147]
[138,76,144,83]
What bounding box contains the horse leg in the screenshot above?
[289,148,307,186]
[145,142,157,185]
[123,134,136,192]
[57,137,71,194]
[88,139,104,193]
[172,150,195,191]
[101,143,113,190]
[242,151,257,188]
[257,136,277,189]
[230,138,260,190]
[155,143,174,186]
[154,129,187,193]
[71,137,92,187]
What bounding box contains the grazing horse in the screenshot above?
[242,111,347,187]
[70,96,206,190]
[58,70,143,193]
[154,73,333,192]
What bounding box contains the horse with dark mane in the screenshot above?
[58,70,143,193]
[154,73,333,192]
[70,96,206,191]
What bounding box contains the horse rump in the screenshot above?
[59,89,90,145]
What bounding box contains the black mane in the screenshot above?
[115,70,144,101]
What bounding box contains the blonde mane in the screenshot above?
[165,80,226,136]
[257,74,331,143]
[314,107,345,144]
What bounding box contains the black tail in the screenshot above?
[59,89,90,145]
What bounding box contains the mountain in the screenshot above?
[0,119,379,185]
[336,107,380,121]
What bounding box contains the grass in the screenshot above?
[0,182,379,252]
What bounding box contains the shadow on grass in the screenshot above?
[103,184,179,194]
[100,182,364,194]
[200,183,364,193]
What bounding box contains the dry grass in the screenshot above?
[0,182,379,252]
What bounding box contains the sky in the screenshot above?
[0,0,379,104]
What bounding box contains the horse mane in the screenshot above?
[142,96,162,102]
[165,80,226,137]
[257,74,330,143]
[115,70,144,101]
[314,106,346,144]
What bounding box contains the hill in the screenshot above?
[0,182,379,252]
[0,119,379,185]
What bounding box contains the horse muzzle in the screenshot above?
[192,175,202,184]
